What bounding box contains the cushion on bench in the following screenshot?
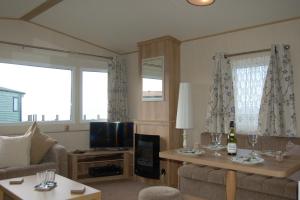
[178,164,226,185]
[179,164,297,199]
[262,178,297,199]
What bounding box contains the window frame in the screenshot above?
[79,67,108,123]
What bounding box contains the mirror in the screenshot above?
[142,56,164,101]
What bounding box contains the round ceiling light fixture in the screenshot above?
[186,0,215,6]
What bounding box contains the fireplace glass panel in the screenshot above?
[134,133,160,179]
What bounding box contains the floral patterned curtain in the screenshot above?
[258,44,297,137]
[206,53,235,134]
[107,57,128,122]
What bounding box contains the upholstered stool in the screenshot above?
[138,186,183,200]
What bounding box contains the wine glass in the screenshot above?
[286,137,295,153]
[211,133,222,156]
[248,132,258,158]
[211,133,221,146]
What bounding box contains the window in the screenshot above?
[13,97,19,112]
[0,62,72,123]
[232,54,270,133]
[81,70,108,121]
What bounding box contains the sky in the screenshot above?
[142,78,162,92]
[82,71,107,120]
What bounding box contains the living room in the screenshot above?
[0,0,300,200]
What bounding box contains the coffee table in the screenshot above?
[0,174,101,200]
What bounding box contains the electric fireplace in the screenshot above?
[134,133,160,179]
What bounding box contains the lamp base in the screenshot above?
[180,130,193,165]
[183,129,188,149]
[177,148,195,154]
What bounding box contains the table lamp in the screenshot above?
[176,82,193,150]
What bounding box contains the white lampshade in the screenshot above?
[176,82,193,129]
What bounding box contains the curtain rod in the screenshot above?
[0,40,114,60]
[225,48,270,58]
[212,45,290,60]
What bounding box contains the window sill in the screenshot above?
[0,121,91,135]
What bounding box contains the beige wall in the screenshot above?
[126,19,300,146]
[126,53,139,120]
[0,19,116,151]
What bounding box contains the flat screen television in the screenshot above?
[90,122,134,149]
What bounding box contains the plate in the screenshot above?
[259,150,288,157]
[231,156,264,165]
[176,148,205,156]
[34,181,57,191]
[203,144,227,151]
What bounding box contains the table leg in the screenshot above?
[71,192,101,200]
[226,170,236,200]
[92,192,101,200]
[0,188,4,200]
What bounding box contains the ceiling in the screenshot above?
[1,0,300,54]
[0,0,45,18]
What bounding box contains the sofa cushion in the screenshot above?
[0,127,34,168]
[237,174,270,192]
[207,169,226,185]
[189,166,215,182]
[262,178,297,199]
[0,169,7,180]
[284,181,298,199]
[178,164,226,185]
[178,164,196,179]
[1,162,57,180]
[30,122,57,164]
[236,172,297,199]
[288,170,300,181]
[286,143,300,156]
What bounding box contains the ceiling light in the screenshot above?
[186,0,215,6]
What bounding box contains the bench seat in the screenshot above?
[178,132,300,200]
[179,164,297,200]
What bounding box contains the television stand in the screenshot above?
[90,147,130,151]
[106,147,130,151]
[68,149,133,183]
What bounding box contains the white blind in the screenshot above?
[231,53,270,133]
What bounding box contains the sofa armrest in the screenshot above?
[42,144,68,177]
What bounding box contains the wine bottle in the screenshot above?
[227,121,237,156]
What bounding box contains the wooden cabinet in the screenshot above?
[68,150,133,184]
[135,36,182,187]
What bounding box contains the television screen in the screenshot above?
[90,122,134,148]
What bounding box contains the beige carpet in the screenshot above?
[89,180,149,200]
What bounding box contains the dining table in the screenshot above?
[159,148,300,200]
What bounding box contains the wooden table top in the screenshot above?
[0,174,100,200]
[159,149,300,178]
